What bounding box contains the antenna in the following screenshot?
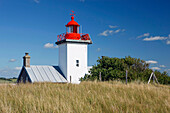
[70,10,76,16]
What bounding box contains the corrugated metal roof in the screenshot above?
[25,65,67,83]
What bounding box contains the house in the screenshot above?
[17,12,92,84]
[17,53,67,83]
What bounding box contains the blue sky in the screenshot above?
[0,0,170,78]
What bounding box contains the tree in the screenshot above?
[81,56,170,85]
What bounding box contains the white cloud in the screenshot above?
[9,59,17,62]
[44,43,58,48]
[97,48,101,52]
[34,0,40,3]
[114,29,125,33]
[166,34,170,44]
[109,25,118,28]
[99,29,125,36]
[138,34,170,45]
[137,33,150,39]
[143,36,167,41]
[146,60,158,64]
[99,30,111,36]
[115,29,121,33]
[151,67,160,70]
[109,30,113,34]
[166,40,170,45]
[160,65,166,68]
[99,25,125,37]
[15,67,22,70]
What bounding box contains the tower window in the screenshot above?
[76,60,79,63]
[76,60,79,67]
[69,26,74,33]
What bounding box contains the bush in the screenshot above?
[81,56,170,85]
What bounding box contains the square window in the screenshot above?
[76,60,79,63]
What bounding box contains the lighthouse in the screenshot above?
[56,11,92,84]
[17,11,92,84]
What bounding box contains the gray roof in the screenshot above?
[24,65,67,83]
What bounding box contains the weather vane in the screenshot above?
[70,10,76,16]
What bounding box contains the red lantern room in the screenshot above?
[65,15,81,40]
[56,11,92,45]
[66,16,80,33]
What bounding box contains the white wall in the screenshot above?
[58,43,67,79]
[58,42,88,84]
[67,43,88,83]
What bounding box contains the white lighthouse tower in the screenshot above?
[56,11,92,84]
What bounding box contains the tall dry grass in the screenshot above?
[0,81,169,113]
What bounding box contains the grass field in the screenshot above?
[0,81,169,113]
[0,78,17,84]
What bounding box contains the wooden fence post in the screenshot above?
[126,70,128,85]
[99,72,101,81]
[70,76,72,83]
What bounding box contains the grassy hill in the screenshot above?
[0,82,169,113]
[0,78,17,83]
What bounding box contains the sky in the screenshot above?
[0,0,170,78]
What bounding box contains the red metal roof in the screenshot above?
[66,16,80,27]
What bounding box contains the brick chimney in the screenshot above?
[23,53,31,67]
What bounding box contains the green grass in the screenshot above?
[0,78,17,83]
[0,81,169,113]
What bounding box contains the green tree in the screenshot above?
[81,56,170,85]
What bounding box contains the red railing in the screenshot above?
[57,33,91,42]
[57,33,66,42]
[80,33,90,40]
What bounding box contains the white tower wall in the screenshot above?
[58,42,88,84]
[58,43,67,79]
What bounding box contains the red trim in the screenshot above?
[57,33,91,41]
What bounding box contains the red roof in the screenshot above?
[66,16,80,27]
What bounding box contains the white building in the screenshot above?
[17,13,92,84]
